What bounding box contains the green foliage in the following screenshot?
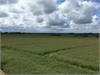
[1,34,99,74]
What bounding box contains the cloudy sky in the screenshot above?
[0,0,100,33]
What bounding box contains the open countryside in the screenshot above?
[1,33,99,74]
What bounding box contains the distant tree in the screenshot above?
[49,33,62,36]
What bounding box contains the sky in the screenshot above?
[0,0,100,33]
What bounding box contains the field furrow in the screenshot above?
[1,34,99,74]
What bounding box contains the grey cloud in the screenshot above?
[31,7,43,16]
[59,0,98,24]
[0,25,24,32]
[0,0,99,33]
[10,9,22,14]
[0,0,6,4]
[36,17,44,23]
[8,0,18,4]
[8,6,25,15]
[39,0,57,14]
[0,12,8,17]
[0,24,40,33]
[70,14,92,24]
[0,0,18,5]
[31,0,57,15]
[45,12,70,28]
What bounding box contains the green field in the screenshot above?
[1,34,99,74]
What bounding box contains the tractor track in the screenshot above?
[1,43,95,56]
[52,56,99,72]
[1,43,98,72]
[40,43,96,56]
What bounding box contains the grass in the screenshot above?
[1,34,99,74]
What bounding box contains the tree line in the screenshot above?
[1,32,99,37]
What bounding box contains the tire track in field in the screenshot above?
[1,45,43,56]
[1,43,95,56]
[40,43,96,55]
[1,44,98,72]
[1,46,43,71]
[52,56,99,72]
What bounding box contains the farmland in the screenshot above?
[1,33,99,74]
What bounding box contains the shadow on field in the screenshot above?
[1,61,7,71]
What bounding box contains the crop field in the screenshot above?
[1,34,99,74]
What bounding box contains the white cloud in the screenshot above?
[44,11,69,28]
[29,0,57,15]
[58,0,99,24]
[0,0,100,33]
